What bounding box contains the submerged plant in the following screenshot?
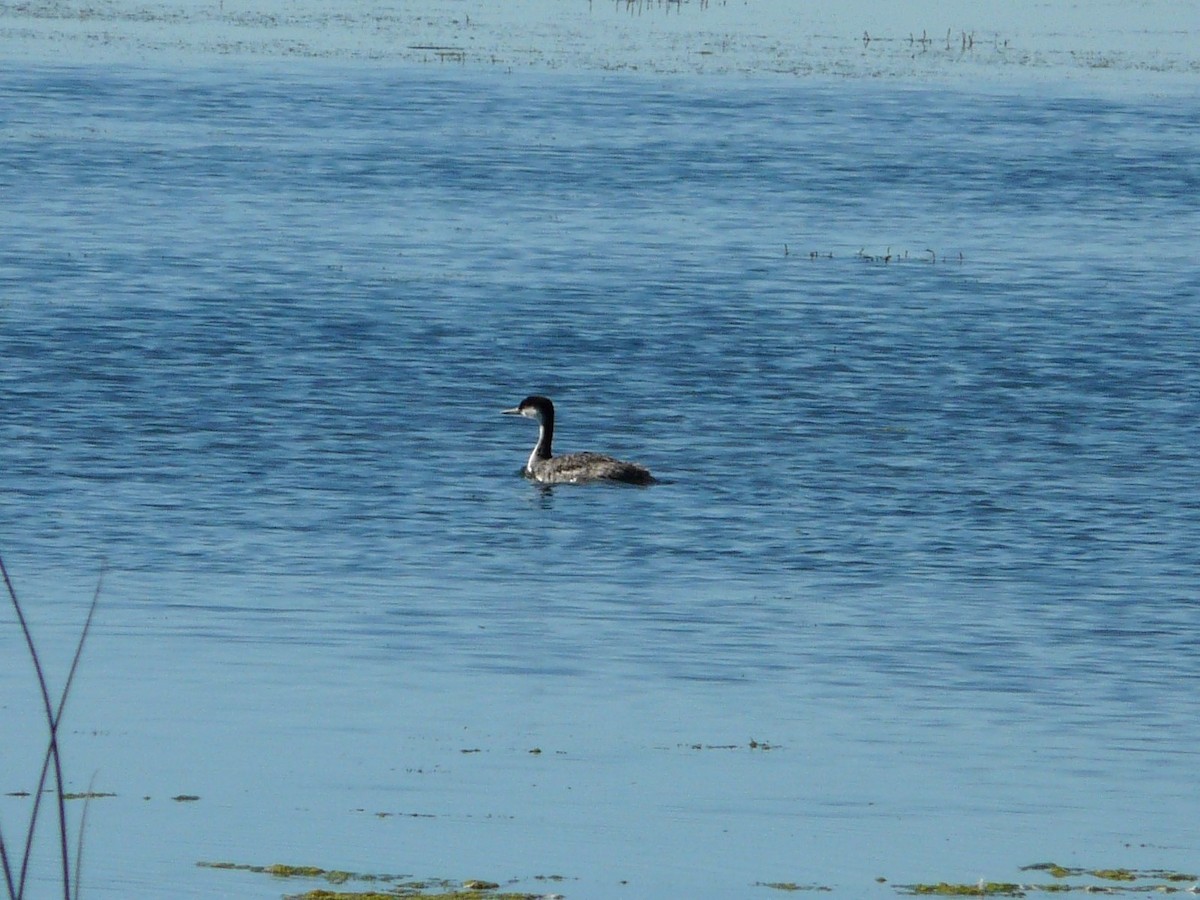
[0,555,101,900]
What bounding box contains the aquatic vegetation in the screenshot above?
[780,245,963,264]
[755,881,833,892]
[1033,866,1074,880]
[899,865,1200,896]
[0,555,101,900]
[198,861,548,899]
[1151,872,1200,883]
[1090,870,1137,882]
[906,883,1024,896]
[1021,863,1199,884]
[854,247,963,265]
[679,739,780,751]
[288,892,543,900]
[269,865,351,882]
[198,861,393,883]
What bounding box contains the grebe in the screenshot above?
[502,395,655,486]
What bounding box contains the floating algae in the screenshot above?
[755,881,833,892]
[898,864,1200,897]
[286,892,541,900]
[905,883,1024,897]
[198,861,547,899]
[1021,863,1199,885]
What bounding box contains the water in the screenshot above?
[2,61,1199,900]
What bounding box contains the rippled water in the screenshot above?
[2,63,1198,899]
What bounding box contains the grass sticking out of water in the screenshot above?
[0,555,102,900]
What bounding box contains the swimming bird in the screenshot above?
[502,395,655,485]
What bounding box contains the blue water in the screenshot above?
[2,63,1199,899]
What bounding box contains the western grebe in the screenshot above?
[502,395,655,485]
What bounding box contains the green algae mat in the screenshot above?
[197,861,565,899]
[899,863,1199,896]
[199,860,1198,898]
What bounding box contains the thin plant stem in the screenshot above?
[1,811,15,900]
[0,556,102,900]
[72,774,100,900]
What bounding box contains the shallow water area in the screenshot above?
[1,0,1199,91]
[3,3,1200,899]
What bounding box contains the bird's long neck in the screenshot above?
[531,409,554,461]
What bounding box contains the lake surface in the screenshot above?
[2,56,1198,900]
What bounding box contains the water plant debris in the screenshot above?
[897,864,1200,896]
[197,861,552,899]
